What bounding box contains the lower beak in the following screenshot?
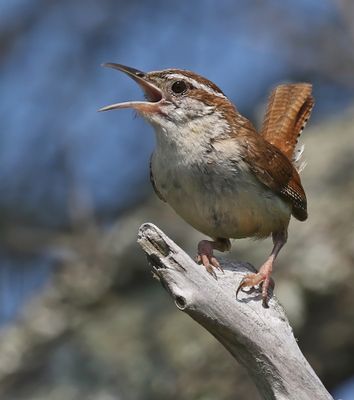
[98,63,163,113]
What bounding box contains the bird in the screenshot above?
[99,63,314,307]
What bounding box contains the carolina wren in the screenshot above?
[100,63,314,307]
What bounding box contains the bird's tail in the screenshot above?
[260,83,314,171]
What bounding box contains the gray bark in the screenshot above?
[137,223,333,400]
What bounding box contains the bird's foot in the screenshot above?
[236,261,275,308]
[196,240,224,279]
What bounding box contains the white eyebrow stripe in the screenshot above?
[166,73,226,98]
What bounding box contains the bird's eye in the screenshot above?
[171,80,188,94]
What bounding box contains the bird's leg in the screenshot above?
[197,238,231,278]
[236,229,288,307]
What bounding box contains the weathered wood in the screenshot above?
[137,223,333,400]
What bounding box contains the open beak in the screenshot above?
[98,63,163,113]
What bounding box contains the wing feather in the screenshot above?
[240,132,308,221]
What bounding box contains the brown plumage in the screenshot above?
[100,63,315,307]
[211,95,309,222]
[261,83,314,159]
[240,131,307,221]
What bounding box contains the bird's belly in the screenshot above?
[155,165,291,239]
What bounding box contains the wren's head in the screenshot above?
[99,63,236,136]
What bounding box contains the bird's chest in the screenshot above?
[151,146,291,239]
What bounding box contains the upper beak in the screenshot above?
[98,63,163,113]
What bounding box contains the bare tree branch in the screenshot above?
[137,223,333,400]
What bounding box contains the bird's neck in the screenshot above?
[151,109,233,154]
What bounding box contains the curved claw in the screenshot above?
[236,273,275,308]
[236,279,256,299]
[196,240,225,279]
[205,262,218,279]
[196,254,223,279]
